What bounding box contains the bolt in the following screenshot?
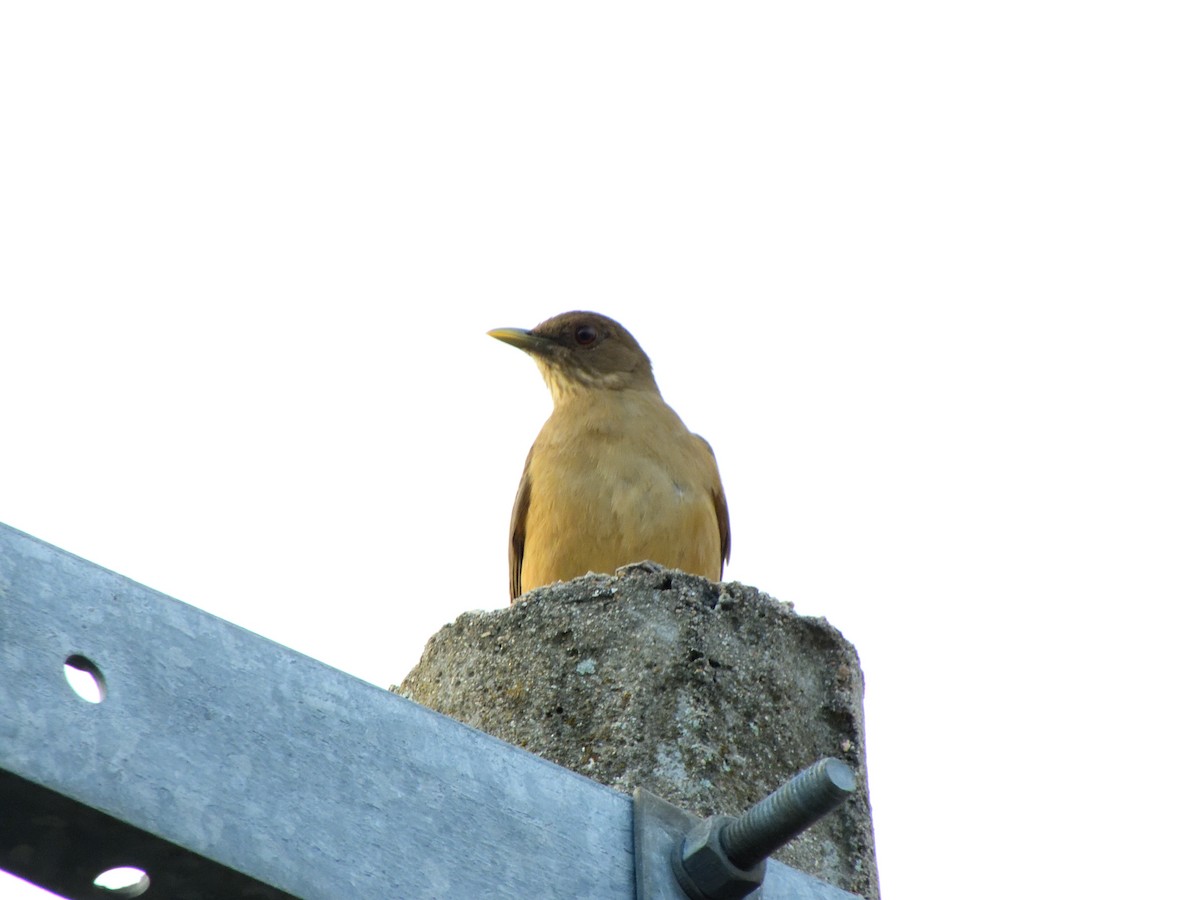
[672,757,857,900]
[721,757,857,870]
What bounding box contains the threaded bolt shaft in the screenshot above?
[720,757,857,870]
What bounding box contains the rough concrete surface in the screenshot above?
[393,563,878,900]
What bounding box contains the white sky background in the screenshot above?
[2,3,1197,898]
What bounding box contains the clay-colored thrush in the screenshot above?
[489,311,730,602]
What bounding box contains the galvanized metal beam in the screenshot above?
[0,522,859,899]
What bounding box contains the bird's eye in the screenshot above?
[575,325,598,346]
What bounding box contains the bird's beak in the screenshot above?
[488,327,558,357]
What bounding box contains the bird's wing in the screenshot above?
[695,434,732,576]
[712,483,731,576]
[508,447,535,601]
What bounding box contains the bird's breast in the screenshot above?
[521,397,722,588]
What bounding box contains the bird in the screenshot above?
[488,311,730,602]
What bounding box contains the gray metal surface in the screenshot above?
[1,522,861,899]
[1,768,295,899]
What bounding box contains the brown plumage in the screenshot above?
[489,311,730,602]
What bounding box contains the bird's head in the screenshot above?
[489,311,658,403]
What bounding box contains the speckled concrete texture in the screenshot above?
[394,562,878,899]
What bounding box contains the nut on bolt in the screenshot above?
[671,815,766,900]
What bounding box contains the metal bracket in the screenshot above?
[2,521,865,899]
[634,787,713,900]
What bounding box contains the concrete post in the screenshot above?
[395,563,879,900]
